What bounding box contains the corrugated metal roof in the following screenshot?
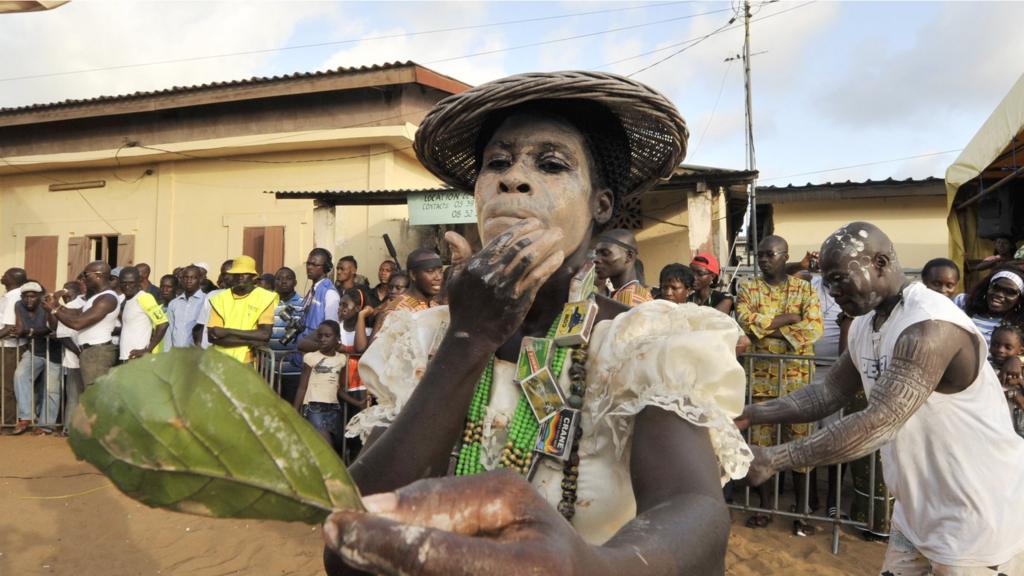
[759,176,943,191]
[270,187,456,205]
[0,61,464,115]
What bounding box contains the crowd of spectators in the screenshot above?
[3,230,1023,542]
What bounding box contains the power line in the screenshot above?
[424,6,733,66]
[759,149,963,183]
[0,1,702,83]
[688,60,734,162]
[622,1,817,77]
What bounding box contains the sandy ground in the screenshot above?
[0,436,885,575]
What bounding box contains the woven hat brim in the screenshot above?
[413,71,688,227]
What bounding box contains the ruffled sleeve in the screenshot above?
[345,306,450,441]
[587,300,752,483]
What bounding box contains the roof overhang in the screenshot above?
[757,178,945,203]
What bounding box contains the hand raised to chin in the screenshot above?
[444,218,565,349]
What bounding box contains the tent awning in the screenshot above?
[945,73,1024,278]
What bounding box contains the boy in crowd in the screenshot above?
[921,258,960,299]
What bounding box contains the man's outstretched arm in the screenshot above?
[749,320,965,484]
[738,350,862,427]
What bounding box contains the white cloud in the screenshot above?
[0,1,332,108]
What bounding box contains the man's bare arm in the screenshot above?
[764,321,958,472]
[740,351,862,426]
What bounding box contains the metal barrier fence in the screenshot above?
[252,346,286,396]
[732,352,892,554]
[0,337,69,432]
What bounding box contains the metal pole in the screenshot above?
[743,0,760,279]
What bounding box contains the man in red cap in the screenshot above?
[688,252,734,314]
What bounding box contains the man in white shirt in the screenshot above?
[46,262,119,388]
[55,281,85,435]
[117,267,169,362]
[0,268,27,426]
[738,222,1024,574]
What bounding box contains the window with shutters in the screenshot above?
[242,226,284,274]
[66,234,134,279]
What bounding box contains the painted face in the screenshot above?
[990,329,1024,364]
[21,291,41,311]
[275,270,297,296]
[339,294,359,321]
[820,256,880,318]
[412,267,444,298]
[986,278,1021,315]
[660,278,690,304]
[317,324,338,352]
[62,284,80,303]
[755,241,788,277]
[387,275,409,300]
[690,263,715,291]
[120,273,141,299]
[592,242,630,280]
[378,261,395,285]
[923,267,959,299]
[336,261,356,284]
[475,114,600,256]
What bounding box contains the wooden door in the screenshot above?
[262,226,285,274]
[116,235,135,267]
[67,236,90,281]
[24,236,57,291]
[242,227,266,273]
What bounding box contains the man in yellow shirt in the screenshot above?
[207,256,278,363]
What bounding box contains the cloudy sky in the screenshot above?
[2,0,1021,186]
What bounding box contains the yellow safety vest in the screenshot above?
[208,287,279,363]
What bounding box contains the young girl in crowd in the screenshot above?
[921,257,960,299]
[657,263,695,304]
[293,320,350,446]
[990,324,1024,438]
[339,287,375,461]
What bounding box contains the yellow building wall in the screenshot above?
[636,191,690,285]
[0,136,442,287]
[772,196,947,268]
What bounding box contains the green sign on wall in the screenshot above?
[408,190,477,225]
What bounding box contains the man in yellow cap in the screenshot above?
[206,255,279,363]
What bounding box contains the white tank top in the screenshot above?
[848,282,1024,565]
[77,290,120,346]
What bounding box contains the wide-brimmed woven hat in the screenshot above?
[414,71,688,228]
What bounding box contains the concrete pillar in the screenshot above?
[313,200,336,251]
[687,181,714,256]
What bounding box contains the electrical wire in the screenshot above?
[688,60,734,162]
[0,2,707,84]
[758,149,963,183]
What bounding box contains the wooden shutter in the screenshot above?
[262,226,285,274]
[67,236,90,281]
[24,236,58,292]
[242,227,266,274]
[116,235,135,267]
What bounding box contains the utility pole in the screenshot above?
[743,0,760,278]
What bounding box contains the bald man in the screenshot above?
[47,261,120,387]
[592,229,652,306]
[735,235,823,529]
[737,222,1024,574]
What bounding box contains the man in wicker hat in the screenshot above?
[323,72,750,575]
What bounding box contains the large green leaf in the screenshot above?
[69,348,363,523]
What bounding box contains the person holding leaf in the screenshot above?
[322,71,751,575]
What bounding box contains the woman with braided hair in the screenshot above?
[322,72,751,575]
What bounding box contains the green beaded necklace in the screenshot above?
[454,317,587,520]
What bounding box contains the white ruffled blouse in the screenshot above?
[349,300,753,545]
